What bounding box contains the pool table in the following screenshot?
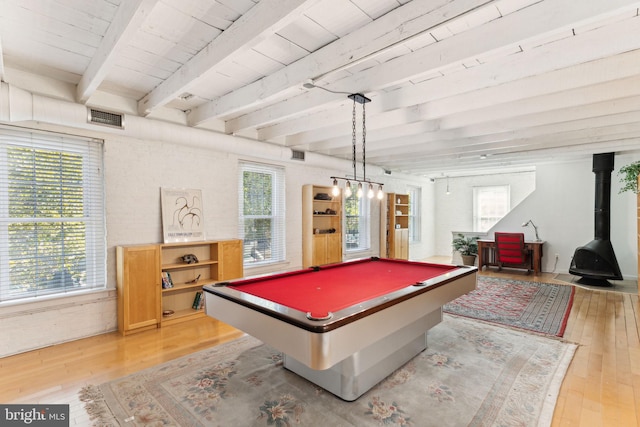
[203,257,476,401]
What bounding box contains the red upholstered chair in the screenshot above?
[495,232,531,274]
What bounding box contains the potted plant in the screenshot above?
[618,161,640,194]
[452,233,478,266]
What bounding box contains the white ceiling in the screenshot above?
[1,0,640,178]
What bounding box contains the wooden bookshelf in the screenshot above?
[116,239,243,334]
[302,184,343,268]
[382,193,410,260]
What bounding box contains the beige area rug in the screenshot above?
[80,316,576,426]
[554,273,638,294]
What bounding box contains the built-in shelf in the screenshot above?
[302,184,343,268]
[116,239,243,334]
[382,193,410,260]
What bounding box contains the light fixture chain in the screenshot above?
[362,101,366,182]
[352,97,357,182]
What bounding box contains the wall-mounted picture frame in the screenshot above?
[161,188,205,243]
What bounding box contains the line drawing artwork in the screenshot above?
[161,188,205,242]
[172,195,202,230]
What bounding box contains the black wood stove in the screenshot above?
[568,152,623,284]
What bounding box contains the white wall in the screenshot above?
[434,171,536,256]
[434,155,639,278]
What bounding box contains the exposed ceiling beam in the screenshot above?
[253,0,640,141]
[382,131,640,169]
[439,75,640,129]
[378,134,640,177]
[364,110,640,163]
[323,76,640,161]
[314,97,640,160]
[137,0,320,116]
[364,12,640,119]
[292,42,640,151]
[76,0,158,103]
[189,0,495,127]
[346,0,640,97]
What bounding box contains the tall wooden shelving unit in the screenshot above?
[381,193,410,260]
[116,239,243,335]
[302,184,343,268]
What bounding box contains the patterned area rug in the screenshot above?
[443,277,575,337]
[80,316,576,426]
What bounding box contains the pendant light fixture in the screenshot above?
[330,93,384,200]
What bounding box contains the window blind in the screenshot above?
[238,161,286,266]
[0,126,106,302]
[344,186,371,252]
[408,186,421,243]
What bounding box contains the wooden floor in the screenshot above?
[483,270,640,427]
[0,268,638,426]
[0,316,245,425]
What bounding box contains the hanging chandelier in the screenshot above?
[331,93,383,200]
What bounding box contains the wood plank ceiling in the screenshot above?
[1,0,640,178]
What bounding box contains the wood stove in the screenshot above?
[569,153,623,283]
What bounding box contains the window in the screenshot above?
[238,162,285,267]
[407,186,421,243]
[344,186,370,252]
[473,185,510,232]
[0,126,106,303]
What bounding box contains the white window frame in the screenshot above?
[238,161,286,267]
[0,126,106,303]
[472,185,511,232]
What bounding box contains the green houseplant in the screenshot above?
[452,233,478,266]
[618,161,640,194]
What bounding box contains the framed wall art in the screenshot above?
[161,188,205,243]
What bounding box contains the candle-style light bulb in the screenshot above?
[331,178,340,197]
[367,183,374,198]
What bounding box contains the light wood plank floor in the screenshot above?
[0,268,638,426]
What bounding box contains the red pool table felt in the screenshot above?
[227,258,457,318]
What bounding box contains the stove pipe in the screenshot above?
[568,153,623,281]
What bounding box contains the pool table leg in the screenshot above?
[283,308,442,401]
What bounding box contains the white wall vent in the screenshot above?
[291,150,305,161]
[88,108,124,129]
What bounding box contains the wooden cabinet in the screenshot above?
[219,239,244,281]
[394,228,409,259]
[311,233,342,266]
[302,184,343,268]
[116,245,161,335]
[382,193,410,259]
[116,239,243,334]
